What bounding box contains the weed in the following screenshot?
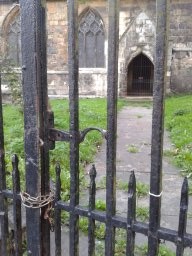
[79,218,105,240]
[135,244,175,256]
[77,200,106,238]
[137,115,143,118]
[95,222,105,240]
[115,229,126,255]
[95,240,105,256]
[95,230,175,256]
[79,217,88,234]
[61,211,70,225]
[98,177,149,197]
[127,144,139,153]
[97,176,106,189]
[117,180,149,197]
[136,182,149,197]
[136,206,149,222]
[95,229,127,256]
[95,199,106,211]
[117,180,128,191]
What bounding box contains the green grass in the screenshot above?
[97,176,106,189]
[3,105,25,188]
[136,182,149,197]
[127,144,139,153]
[79,218,106,240]
[136,206,149,222]
[3,98,128,194]
[49,98,108,198]
[165,95,192,176]
[4,94,192,198]
[3,96,189,255]
[135,244,175,256]
[98,176,149,198]
[95,199,106,211]
[117,180,149,197]
[95,232,175,256]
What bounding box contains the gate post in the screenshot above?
[67,0,80,255]
[20,0,50,255]
[105,0,119,255]
[0,75,9,255]
[148,0,169,255]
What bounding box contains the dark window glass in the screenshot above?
[79,9,105,68]
[7,15,21,66]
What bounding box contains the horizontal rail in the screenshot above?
[1,171,192,255]
[2,188,192,249]
[54,201,192,248]
[1,189,18,199]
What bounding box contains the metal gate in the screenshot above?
[0,0,192,255]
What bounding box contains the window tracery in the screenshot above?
[79,9,105,68]
[7,14,21,66]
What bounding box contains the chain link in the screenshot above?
[20,190,55,209]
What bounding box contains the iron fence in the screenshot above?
[0,0,192,255]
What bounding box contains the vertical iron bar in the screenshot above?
[106,0,119,255]
[67,0,79,255]
[148,0,168,255]
[20,1,48,254]
[176,178,188,256]
[55,163,62,256]
[126,171,136,256]
[88,165,97,256]
[38,1,51,255]
[12,154,22,256]
[0,74,9,255]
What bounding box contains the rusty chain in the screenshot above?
[20,190,55,209]
[20,190,55,231]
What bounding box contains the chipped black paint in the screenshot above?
[0,1,192,255]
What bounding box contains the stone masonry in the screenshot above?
[0,0,192,97]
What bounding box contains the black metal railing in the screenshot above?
[0,154,192,255]
[0,0,192,255]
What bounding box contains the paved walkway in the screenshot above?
[84,106,192,255]
[51,106,192,255]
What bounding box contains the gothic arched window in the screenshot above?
[79,9,105,68]
[7,14,21,66]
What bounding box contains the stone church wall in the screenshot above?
[46,0,108,97]
[0,0,192,97]
[169,1,192,93]
[118,0,156,96]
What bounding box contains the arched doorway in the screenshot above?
[127,53,154,96]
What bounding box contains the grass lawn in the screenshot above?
[3,95,189,255]
[3,95,192,194]
[3,98,127,194]
[165,94,192,177]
